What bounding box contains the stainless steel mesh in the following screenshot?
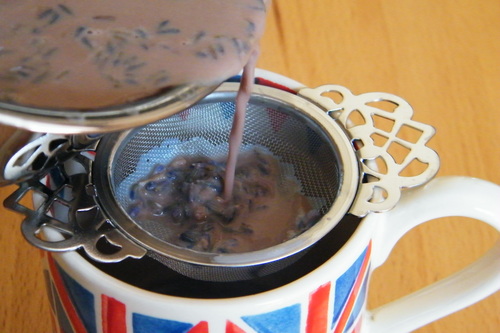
[111,98,341,238]
[99,91,345,281]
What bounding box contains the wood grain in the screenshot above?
[1,1,499,332]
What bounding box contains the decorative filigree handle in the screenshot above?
[2,132,70,185]
[2,131,102,185]
[299,85,440,216]
[4,155,146,262]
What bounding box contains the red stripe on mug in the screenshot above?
[306,282,332,333]
[47,254,88,333]
[188,321,209,333]
[255,77,298,94]
[334,241,372,333]
[226,320,247,333]
[101,295,127,333]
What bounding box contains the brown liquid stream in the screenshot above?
[224,48,259,200]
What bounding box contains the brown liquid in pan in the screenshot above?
[0,0,269,109]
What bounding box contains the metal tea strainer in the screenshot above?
[4,81,440,281]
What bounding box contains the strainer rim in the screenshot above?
[92,82,360,267]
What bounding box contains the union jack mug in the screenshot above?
[40,71,500,333]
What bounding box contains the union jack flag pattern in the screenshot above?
[43,243,370,333]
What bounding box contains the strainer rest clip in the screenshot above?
[3,81,440,273]
[299,85,440,216]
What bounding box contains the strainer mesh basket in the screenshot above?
[111,97,343,245]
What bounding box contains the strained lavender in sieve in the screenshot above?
[127,149,320,254]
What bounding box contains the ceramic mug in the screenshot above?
[42,176,500,333]
[40,72,500,333]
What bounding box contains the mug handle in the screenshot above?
[364,176,500,332]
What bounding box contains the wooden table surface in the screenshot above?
[1,1,499,332]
